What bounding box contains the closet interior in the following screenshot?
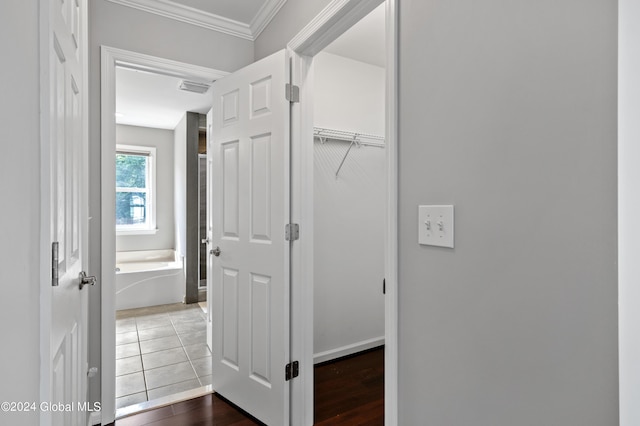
[312,3,386,421]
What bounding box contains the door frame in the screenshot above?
[99,46,227,423]
[619,0,640,423]
[287,0,398,424]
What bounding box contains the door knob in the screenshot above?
[211,246,221,257]
[79,271,96,290]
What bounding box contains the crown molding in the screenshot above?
[104,0,287,41]
[104,0,251,39]
[250,0,288,39]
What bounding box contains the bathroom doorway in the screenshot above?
[114,71,208,415]
[100,47,228,419]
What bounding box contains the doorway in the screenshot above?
[100,46,227,422]
[288,0,398,423]
[311,3,387,422]
[113,74,208,413]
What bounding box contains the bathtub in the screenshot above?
[115,249,185,310]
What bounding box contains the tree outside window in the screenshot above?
[116,145,156,232]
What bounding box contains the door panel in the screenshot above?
[222,141,240,239]
[250,273,271,383]
[48,0,89,424]
[250,134,272,242]
[211,49,290,426]
[221,267,240,367]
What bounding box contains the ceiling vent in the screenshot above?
[178,80,211,94]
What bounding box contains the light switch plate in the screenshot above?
[418,205,454,248]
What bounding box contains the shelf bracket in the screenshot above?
[335,135,358,178]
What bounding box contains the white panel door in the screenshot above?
[47,0,89,425]
[211,49,290,425]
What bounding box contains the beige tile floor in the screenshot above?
[115,303,211,410]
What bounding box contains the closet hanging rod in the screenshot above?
[313,127,385,147]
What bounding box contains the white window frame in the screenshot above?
[115,144,157,235]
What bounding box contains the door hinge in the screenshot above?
[285,361,299,381]
[285,83,299,103]
[285,223,299,241]
[51,242,59,287]
[383,278,386,295]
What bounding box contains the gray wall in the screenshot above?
[115,125,175,253]
[258,0,619,424]
[0,2,40,425]
[397,0,618,424]
[88,0,255,407]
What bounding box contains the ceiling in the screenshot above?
[324,3,386,68]
[116,67,213,129]
[115,1,385,130]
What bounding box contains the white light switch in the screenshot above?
[418,205,454,248]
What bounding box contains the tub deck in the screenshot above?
[115,249,185,310]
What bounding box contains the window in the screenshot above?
[116,145,156,234]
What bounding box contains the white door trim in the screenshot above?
[99,46,227,423]
[287,0,398,424]
[619,0,640,423]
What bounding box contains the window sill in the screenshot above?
[116,228,158,236]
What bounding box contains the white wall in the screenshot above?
[0,2,41,425]
[314,141,386,360]
[313,52,385,360]
[88,0,255,406]
[115,125,175,252]
[619,0,640,424]
[314,53,385,135]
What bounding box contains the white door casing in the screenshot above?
[206,107,214,352]
[211,49,291,426]
[42,0,90,424]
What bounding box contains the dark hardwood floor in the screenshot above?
[314,347,384,425]
[114,393,263,426]
[113,346,384,425]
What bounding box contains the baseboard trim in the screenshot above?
[313,336,385,365]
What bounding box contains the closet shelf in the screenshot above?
[313,127,385,147]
